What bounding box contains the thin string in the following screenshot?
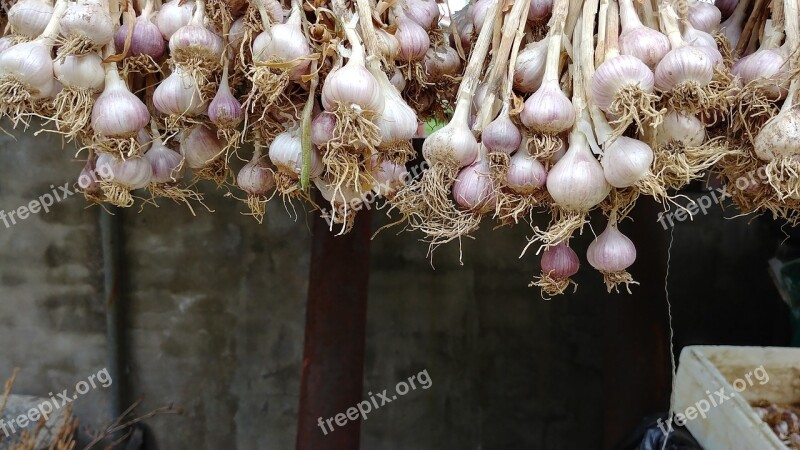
[661,224,676,450]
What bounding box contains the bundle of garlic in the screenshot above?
[1,0,799,296]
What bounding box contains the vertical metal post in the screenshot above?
[296,193,372,450]
[100,207,125,443]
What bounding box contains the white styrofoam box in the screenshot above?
[673,346,800,450]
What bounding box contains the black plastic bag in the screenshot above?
[614,413,703,450]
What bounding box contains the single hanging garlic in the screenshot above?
[369,155,409,197]
[452,158,496,213]
[546,128,611,212]
[237,145,275,223]
[180,124,224,183]
[618,0,670,69]
[482,107,522,155]
[153,65,208,117]
[513,39,548,93]
[252,6,311,82]
[91,59,150,154]
[404,0,440,30]
[423,44,462,81]
[682,20,719,49]
[368,62,418,163]
[520,31,575,157]
[146,137,186,185]
[208,66,244,129]
[421,98,479,169]
[156,0,196,40]
[601,137,654,188]
[530,241,579,297]
[688,1,722,33]
[78,155,105,203]
[59,0,115,55]
[98,153,153,207]
[268,126,324,195]
[375,28,401,62]
[655,110,706,147]
[506,149,547,194]
[586,219,638,293]
[394,9,431,62]
[8,0,54,39]
[168,0,224,64]
[114,0,166,60]
[51,52,105,139]
[311,112,336,147]
[754,82,800,164]
[528,0,553,22]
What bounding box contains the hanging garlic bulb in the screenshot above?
[394,10,431,62]
[546,128,611,211]
[156,0,195,40]
[715,0,738,19]
[586,220,637,293]
[208,66,243,129]
[754,84,800,162]
[592,55,655,112]
[453,158,496,212]
[59,0,114,53]
[253,6,311,82]
[114,0,166,59]
[369,156,409,197]
[732,48,789,99]
[482,107,522,154]
[153,66,208,116]
[8,0,54,39]
[601,137,654,188]
[506,150,547,193]
[655,110,706,147]
[682,21,719,49]
[99,153,153,207]
[654,7,714,96]
[720,0,749,46]
[389,67,407,91]
[404,0,440,30]
[618,0,670,69]
[168,0,224,62]
[533,241,580,296]
[237,147,275,223]
[423,45,462,80]
[528,0,554,22]
[368,63,417,157]
[513,39,548,93]
[54,53,105,91]
[181,125,222,169]
[375,28,401,62]
[422,97,479,168]
[269,127,324,183]
[311,112,336,147]
[79,156,104,201]
[229,17,246,52]
[91,62,149,138]
[471,0,493,31]
[688,1,722,33]
[146,138,185,184]
[321,21,384,114]
[521,33,575,136]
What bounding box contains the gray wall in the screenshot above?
[0,128,788,450]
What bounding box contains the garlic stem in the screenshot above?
[604,0,620,61]
[190,0,206,26]
[618,0,642,32]
[343,15,367,69]
[36,0,68,47]
[580,0,612,144]
[253,0,272,32]
[141,0,154,18]
[503,0,531,103]
[596,0,608,67]
[762,0,784,49]
[659,3,684,49]
[477,0,530,131]
[784,0,799,58]
[456,0,499,108]
[355,0,381,67]
[300,60,319,191]
[542,0,568,84]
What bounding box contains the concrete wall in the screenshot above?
[0,130,789,449]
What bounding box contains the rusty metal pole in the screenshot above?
[296,194,372,450]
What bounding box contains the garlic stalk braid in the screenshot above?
[389,0,501,253]
[530,2,611,253]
